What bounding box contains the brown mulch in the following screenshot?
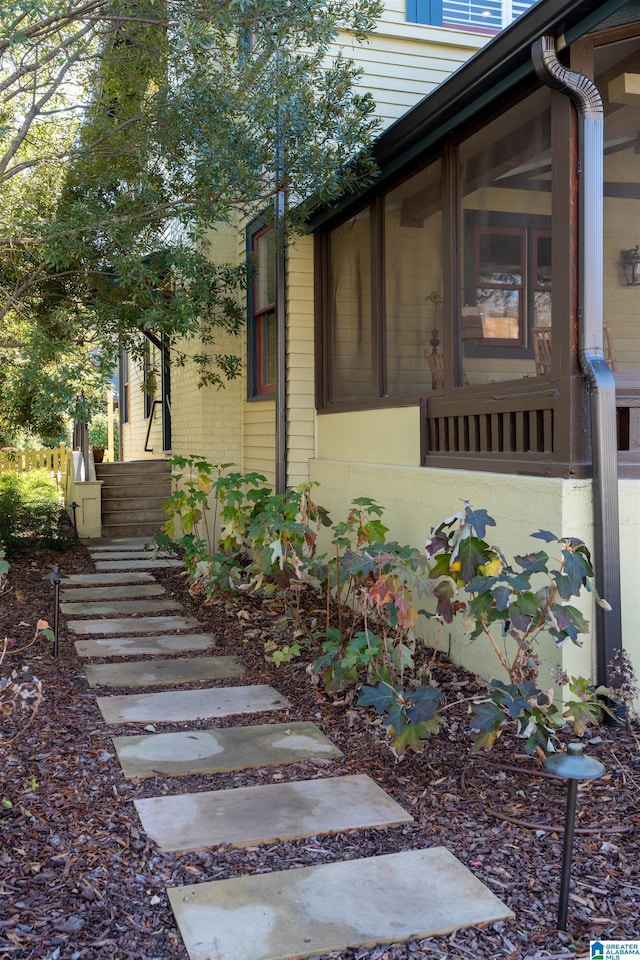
[1,541,639,960]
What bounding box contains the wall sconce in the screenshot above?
[621,245,640,285]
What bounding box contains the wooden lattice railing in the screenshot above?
[421,377,640,477]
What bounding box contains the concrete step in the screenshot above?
[96,459,171,477]
[101,508,167,525]
[67,572,157,585]
[167,848,514,960]
[100,521,169,539]
[102,488,171,503]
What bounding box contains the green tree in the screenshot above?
[0,0,381,441]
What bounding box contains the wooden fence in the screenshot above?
[0,443,68,485]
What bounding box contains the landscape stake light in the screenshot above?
[544,742,605,931]
[42,565,69,658]
[69,501,79,531]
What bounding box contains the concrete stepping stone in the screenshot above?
[85,655,245,688]
[95,558,183,570]
[135,774,412,852]
[68,615,199,636]
[75,633,215,658]
[168,847,514,960]
[113,721,343,779]
[97,685,290,724]
[61,584,166,601]
[61,598,183,616]
[88,550,174,561]
[67,572,157,585]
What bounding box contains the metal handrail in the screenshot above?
[144,399,163,452]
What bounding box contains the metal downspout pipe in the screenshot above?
[275,189,287,495]
[532,36,622,686]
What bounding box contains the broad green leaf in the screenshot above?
[463,504,496,540]
[470,698,503,733]
[559,549,592,595]
[530,529,558,543]
[358,683,395,714]
[406,685,443,725]
[340,550,376,578]
[385,702,407,735]
[508,593,538,633]
[492,585,512,612]
[428,553,454,580]
[456,537,489,583]
[514,551,548,574]
[550,602,589,635]
[470,726,503,752]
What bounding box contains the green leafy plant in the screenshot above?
[425,503,609,684]
[424,502,612,753]
[358,677,445,758]
[0,469,71,553]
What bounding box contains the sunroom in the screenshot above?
[309,0,640,686]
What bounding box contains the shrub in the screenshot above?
[0,470,72,553]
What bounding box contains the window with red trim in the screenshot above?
[249,223,276,397]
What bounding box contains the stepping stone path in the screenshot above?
[68,614,201,635]
[61,597,183,615]
[85,655,245,688]
[135,774,413,851]
[70,538,513,960]
[97,684,291,724]
[74,633,216,657]
[168,848,512,960]
[112,721,343,779]
[95,557,184,570]
[62,583,166,600]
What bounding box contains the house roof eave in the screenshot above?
[309,0,632,230]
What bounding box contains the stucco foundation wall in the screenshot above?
[309,455,639,696]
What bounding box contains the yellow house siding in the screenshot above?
[336,6,489,128]
[170,220,244,468]
[243,400,276,484]
[286,234,316,488]
[121,352,164,460]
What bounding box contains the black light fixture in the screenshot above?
[621,245,640,285]
[544,742,605,931]
[42,565,69,658]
